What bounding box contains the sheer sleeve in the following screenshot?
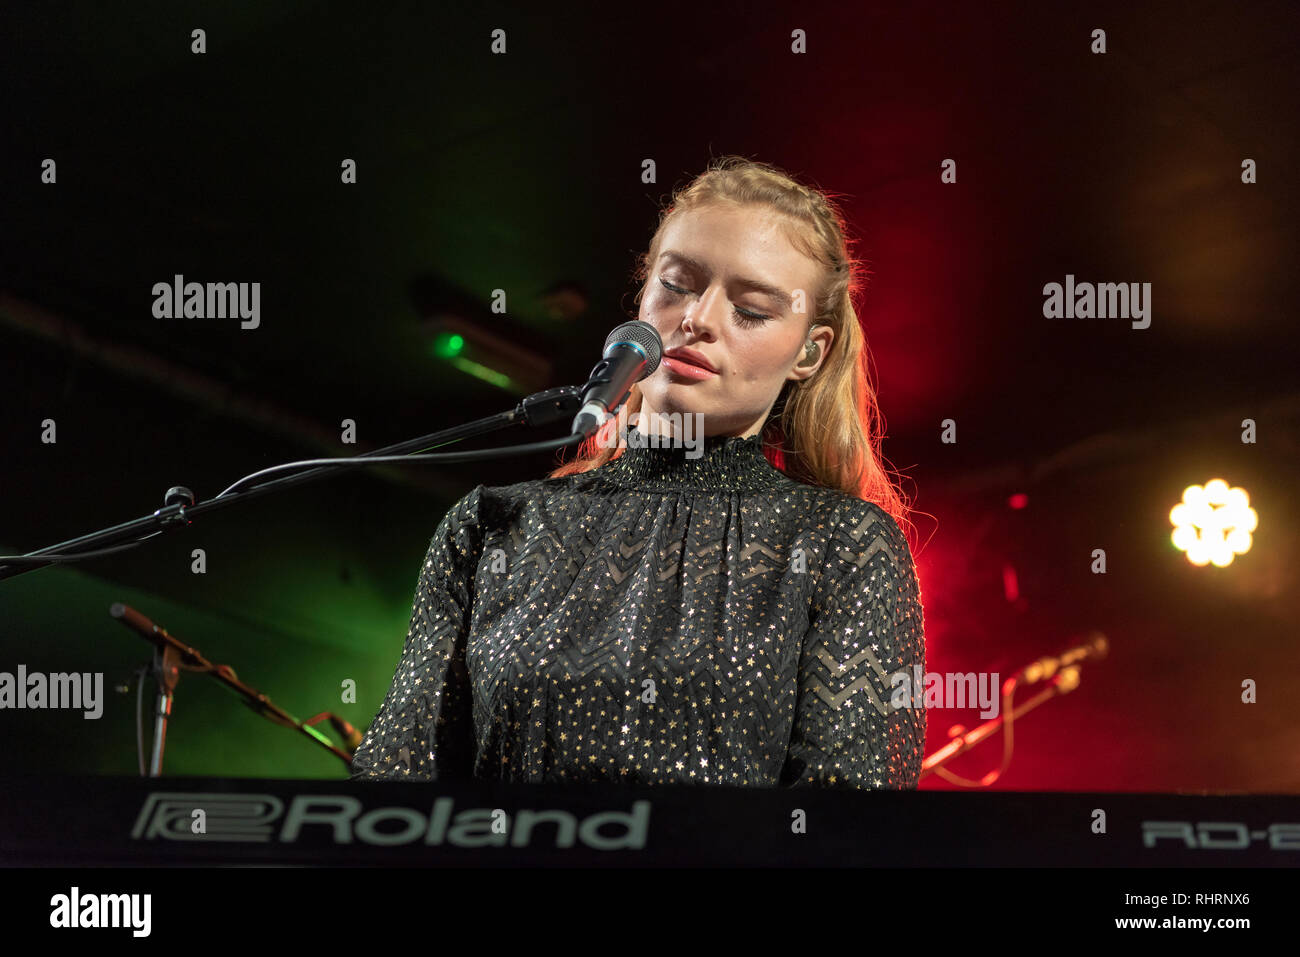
[781,501,926,789]
[350,485,484,781]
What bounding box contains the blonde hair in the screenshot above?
[549,155,914,540]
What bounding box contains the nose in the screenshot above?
[682,285,725,340]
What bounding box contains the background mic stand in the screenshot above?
[920,632,1109,786]
[112,602,357,776]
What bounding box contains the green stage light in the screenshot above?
[433,332,465,358]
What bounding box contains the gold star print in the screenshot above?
[348,437,924,791]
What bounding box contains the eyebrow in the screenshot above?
[657,251,793,311]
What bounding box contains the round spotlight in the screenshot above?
[1170,479,1256,567]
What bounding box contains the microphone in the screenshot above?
[1021,631,1109,684]
[570,320,663,438]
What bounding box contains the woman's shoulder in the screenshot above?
[479,474,576,503]
[448,475,577,526]
[782,478,899,526]
[447,475,907,543]
[799,487,914,568]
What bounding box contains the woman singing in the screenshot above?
[350,156,925,788]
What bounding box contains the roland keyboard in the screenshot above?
[1,774,1295,866]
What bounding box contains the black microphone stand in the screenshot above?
[0,385,585,581]
[0,383,590,775]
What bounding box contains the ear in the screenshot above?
[786,324,834,383]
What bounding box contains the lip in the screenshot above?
[664,348,719,373]
[662,356,719,381]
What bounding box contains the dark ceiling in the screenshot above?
[2,0,1297,788]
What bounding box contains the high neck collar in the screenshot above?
[591,432,790,493]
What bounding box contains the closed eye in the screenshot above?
[659,277,771,326]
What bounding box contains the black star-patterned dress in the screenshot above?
[350,432,926,788]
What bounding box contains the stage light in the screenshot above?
[418,313,552,394]
[433,332,465,358]
[1169,479,1257,567]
